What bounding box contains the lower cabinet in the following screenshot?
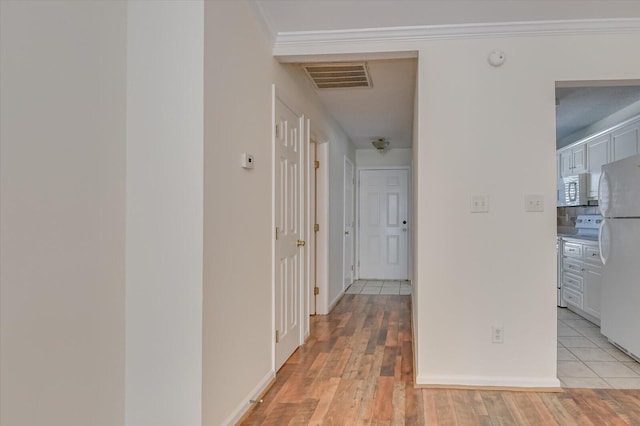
[561,238,602,324]
[582,263,602,319]
[563,287,583,309]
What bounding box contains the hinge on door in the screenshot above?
[275,123,280,139]
[275,330,280,343]
[314,286,319,295]
[314,160,320,169]
[351,265,354,271]
[275,227,279,240]
[314,224,319,232]
[358,261,360,267]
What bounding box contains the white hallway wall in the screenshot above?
[1,1,205,425]
[356,148,412,168]
[0,1,354,424]
[203,2,354,424]
[275,29,640,387]
[0,2,127,425]
[415,33,640,387]
[125,2,204,425]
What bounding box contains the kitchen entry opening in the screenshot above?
[555,79,640,389]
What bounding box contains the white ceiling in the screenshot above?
[291,59,416,149]
[254,1,640,150]
[556,86,640,144]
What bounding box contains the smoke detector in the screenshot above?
[303,62,372,89]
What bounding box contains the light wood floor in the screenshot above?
[241,294,640,425]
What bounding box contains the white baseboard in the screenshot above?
[222,369,275,425]
[416,374,561,389]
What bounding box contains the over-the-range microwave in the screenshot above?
[558,173,588,207]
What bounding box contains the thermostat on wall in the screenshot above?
[241,153,254,169]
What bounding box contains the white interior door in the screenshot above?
[343,157,354,290]
[358,169,409,280]
[274,97,303,370]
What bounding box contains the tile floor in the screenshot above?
[345,279,412,295]
[558,307,640,388]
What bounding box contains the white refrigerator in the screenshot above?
[599,153,640,358]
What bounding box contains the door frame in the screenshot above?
[306,127,330,318]
[315,141,330,315]
[343,156,355,290]
[305,122,315,331]
[271,85,306,372]
[355,165,412,280]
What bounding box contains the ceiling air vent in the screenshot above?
[303,62,372,89]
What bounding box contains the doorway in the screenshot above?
[555,80,640,389]
[284,57,417,312]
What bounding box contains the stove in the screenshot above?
[572,214,603,240]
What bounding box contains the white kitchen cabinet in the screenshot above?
[563,271,583,292]
[557,115,640,199]
[582,243,602,319]
[556,152,565,206]
[560,238,602,324]
[583,263,602,319]
[563,241,582,258]
[572,144,587,174]
[611,119,640,162]
[559,144,587,177]
[562,239,584,311]
[559,150,573,177]
[563,287,583,310]
[586,135,610,198]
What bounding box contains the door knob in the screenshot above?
[296,240,306,247]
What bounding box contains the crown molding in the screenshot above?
[274,18,640,57]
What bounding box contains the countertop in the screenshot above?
[557,233,599,242]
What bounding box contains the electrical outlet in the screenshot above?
[491,325,504,344]
[525,194,544,212]
[471,195,489,213]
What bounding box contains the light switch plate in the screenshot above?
[525,194,544,212]
[471,195,489,213]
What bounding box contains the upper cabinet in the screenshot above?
[559,144,587,177]
[586,135,610,198]
[557,115,640,200]
[556,152,565,205]
[611,120,640,162]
